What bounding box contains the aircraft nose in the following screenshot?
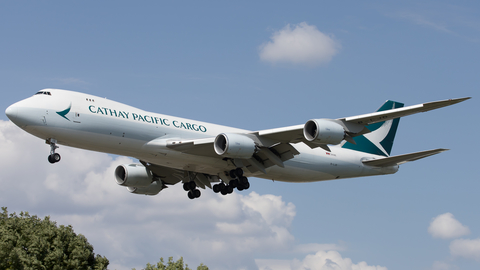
[5,103,18,121]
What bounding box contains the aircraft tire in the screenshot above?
[188,190,195,199]
[193,189,201,198]
[48,153,61,164]
[235,168,243,177]
[230,179,238,188]
[239,176,248,184]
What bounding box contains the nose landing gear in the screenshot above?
[47,139,61,164]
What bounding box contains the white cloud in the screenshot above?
[0,120,386,270]
[256,250,387,270]
[259,22,340,66]
[450,238,480,261]
[293,243,346,254]
[395,11,452,33]
[431,261,459,270]
[428,213,470,239]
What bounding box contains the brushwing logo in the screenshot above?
[363,120,394,156]
[56,104,72,121]
[342,100,404,157]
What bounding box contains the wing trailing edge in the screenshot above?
[362,149,449,167]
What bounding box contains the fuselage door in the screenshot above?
[73,112,81,123]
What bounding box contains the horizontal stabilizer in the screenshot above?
[362,149,449,167]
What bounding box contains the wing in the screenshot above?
[161,137,300,174]
[255,97,470,150]
[258,97,470,139]
[341,97,470,126]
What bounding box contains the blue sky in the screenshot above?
[1,1,479,270]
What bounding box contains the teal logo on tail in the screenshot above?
[342,100,404,157]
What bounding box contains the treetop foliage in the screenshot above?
[0,207,109,270]
[134,256,209,270]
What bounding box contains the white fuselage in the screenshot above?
[6,89,397,183]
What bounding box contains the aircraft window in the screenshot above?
[35,91,51,95]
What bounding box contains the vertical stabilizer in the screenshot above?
[342,100,404,157]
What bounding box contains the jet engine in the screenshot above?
[303,119,345,145]
[127,181,163,196]
[214,133,256,159]
[115,164,154,187]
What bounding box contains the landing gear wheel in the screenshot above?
[184,181,196,191]
[48,153,61,164]
[229,179,238,188]
[213,184,221,193]
[239,176,248,185]
[235,168,243,177]
[188,190,195,199]
[47,139,60,164]
[243,181,250,190]
[193,189,201,198]
[183,182,190,191]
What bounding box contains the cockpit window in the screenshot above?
[35,91,51,96]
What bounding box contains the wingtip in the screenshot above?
[453,97,471,103]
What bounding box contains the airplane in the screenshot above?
[5,89,470,199]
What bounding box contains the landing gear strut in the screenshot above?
[47,139,61,164]
[213,168,250,196]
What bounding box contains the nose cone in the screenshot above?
[5,103,18,122]
[5,100,36,127]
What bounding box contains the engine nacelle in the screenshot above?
[127,181,163,196]
[214,133,256,159]
[303,119,345,145]
[114,164,153,187]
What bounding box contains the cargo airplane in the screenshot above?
[5,89,469,199]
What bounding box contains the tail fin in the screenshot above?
[342,100,404,157]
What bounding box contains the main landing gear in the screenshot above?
[183,181,201,200]
[212,168,250,196]
[47,139,61,164]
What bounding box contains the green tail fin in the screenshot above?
[342,100,404,157]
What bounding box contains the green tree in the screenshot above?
[0,207,108,270]
[135,256,209,270]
